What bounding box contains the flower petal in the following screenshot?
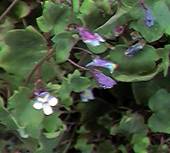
[48,96,58,106]
[84,40,100,46]
[80,89,95,102]
[43,103,53,115]
[76,26,104,46]
[33,102,43,110]
[94,33,105,42]
[144,8,154,27]
[86,58,118,73]
[125,41,145,57]
[91,69,117,89]
[36,97,46,103]
[114,26,124,37]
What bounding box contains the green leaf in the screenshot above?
[96,140,115,153]
[131,134,150,153]
[157,45,170,76]
[95,0,113,14]
[36,136,58,153]
[72,0,80,13]
[130,21,163,43]
[0,97,19,130]
[79,0,96,15]
[118,145,128,153]
[43,112,66,138]
[132,75,170,104]
[0,19,14,41]
[41,61,57,82]
[13,1,30,18]
[58,79,73,107]
[86,43,107,54]
[96,6,129,36]
[110,45,158,73]
[113,63,162,82]
[58,70,91,106]
[69,70,91,92]
[117,113,147,135]
[53,32,78,63]
[148,89,170,133]
[75,137,93,153]
[36,1,72,34]
[77,99,114,131]
[8,87,44,138]
[110,45,160,82]
[149,89,170,112]
[98,114,113,131]
[122,0,138,7]
[149,111,170,134]
[153,1,170,35]
[78,0,110,29]
[0,26,47,78]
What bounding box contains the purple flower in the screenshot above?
[76,26,105,46]
[144,8,154,27]
[86,57,118,73]
[91,69,117,89]
[113,25,124,37]
[125,40,145,57]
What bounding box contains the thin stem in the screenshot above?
[62,125,78,153]
[73,47,93,55]
[0,0,19,22]
[25,49,54,85]
[22,18,27,28]
[139,0,147,10]
[67,59,89,71]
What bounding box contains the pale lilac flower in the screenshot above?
[80,88,95,102]
[144,8,154,27]
[76,26,105,46]
[125,40,145,57]
[33,92,58,115]
[91,69,117,89]
[140,0,154,27]
[86,58,118,73]
[113,25,124,37]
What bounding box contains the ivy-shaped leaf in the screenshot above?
[0,26,47,78]
[37,1,73,34]
[8,87,44,138]
[110,45,160,82]
[131,134,150,153]
[148,89,170,134]
[53,32,78,64]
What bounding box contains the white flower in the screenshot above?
[80,89,95,102]
[33,92,58,115]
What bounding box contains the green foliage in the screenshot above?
[8,87,44,138]
[116,112,147,135]
[13,1,30,18]
[0,26,47,78]
[148,89,170,133]
[1,0,170,152]
[131,134,150,153]
[110,45,160,82]
[75,137,93,153]
[37,1,73,34]
[53,32,78,63]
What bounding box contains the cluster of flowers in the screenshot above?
[32,0,155,115]
[75,25,119,88]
